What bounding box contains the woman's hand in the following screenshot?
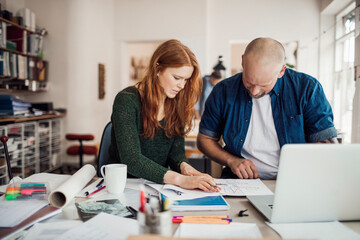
[164,170,220,192]
[178,174,220,192]
[180,162,204,176]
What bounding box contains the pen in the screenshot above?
[139,185,146,213]
[149,197,160,214]
[96,179,104,187]
[126,206,138,218]
[86,185,106,197]
[85,184,104,196]
[174,190,182,195]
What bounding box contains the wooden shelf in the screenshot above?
[0,16,46,35]
[0,88,47,93]
[0,46,39,58]
[0,113,66,124]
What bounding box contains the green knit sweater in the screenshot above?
[108,87,189,184]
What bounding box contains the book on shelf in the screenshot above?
[6,25,27,53]
[27,56,36,80]
[17,8,36,31]
[0,50,4,75]
[6,40,17,51]
[0,22,7,48]
[9,52,18,78]
[17,55,27,79]
[0,95,31,116]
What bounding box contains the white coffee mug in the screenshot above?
[100,164,127,195]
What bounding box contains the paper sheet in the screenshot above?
[54,213,139,240]
[0,200,49,227]
[215,178,273,196]
[174,222,262,239]
[267,221,360,240]
[23,220,82,240]
[145,182,219,201]
[125,178,146,190]
[49,164,96,208]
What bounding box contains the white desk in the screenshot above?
[2,179,360,239]
[41,180,360,238]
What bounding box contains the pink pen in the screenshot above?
[86,185,106,197]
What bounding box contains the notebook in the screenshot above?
[171,194,230,211]
[247,144,360,223]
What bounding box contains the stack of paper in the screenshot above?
[174,222,262,239]
[54,213,138,240]
[267,221,360,240]
[215,178,273,196]
[0,200,49,227]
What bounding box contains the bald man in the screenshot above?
[197,38,337,180]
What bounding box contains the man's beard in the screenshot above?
[247,89,266,99]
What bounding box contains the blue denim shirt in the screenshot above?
[199,68,337,158]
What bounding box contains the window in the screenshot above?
[333,2,356,143]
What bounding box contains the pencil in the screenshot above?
[172,218,231,224]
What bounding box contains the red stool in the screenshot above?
[66,134,98,168]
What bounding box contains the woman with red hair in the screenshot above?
[109,39,218,192]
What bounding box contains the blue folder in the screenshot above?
[171,195,230,211]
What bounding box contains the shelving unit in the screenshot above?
[0,116,63,183]
[0,126,7,185]
[37,118,63,173]
[0,16,48,92]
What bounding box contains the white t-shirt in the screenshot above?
[241,94,280,179]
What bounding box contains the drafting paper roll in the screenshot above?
[49,164,96,208]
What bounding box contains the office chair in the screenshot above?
[97,122,112,177]
[65,134,98,169]
[1,135,13,182]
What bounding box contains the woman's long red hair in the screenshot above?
[136,39,202,139]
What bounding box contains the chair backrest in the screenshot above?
[97,122,112,177]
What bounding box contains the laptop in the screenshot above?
[247,144,360,223]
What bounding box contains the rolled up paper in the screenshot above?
[49,164,96,208]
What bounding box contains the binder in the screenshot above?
[0,205,61,239]
[6,26,27,52]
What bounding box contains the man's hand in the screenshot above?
[197,133,259,179]
[228,157,259,179]
[315,137,339,144]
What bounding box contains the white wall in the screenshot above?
[207,0,321,77]
[3,0,326,153]
[113,0,208,88]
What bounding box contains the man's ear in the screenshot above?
[278,65,287,78]
[241,55,245,69]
